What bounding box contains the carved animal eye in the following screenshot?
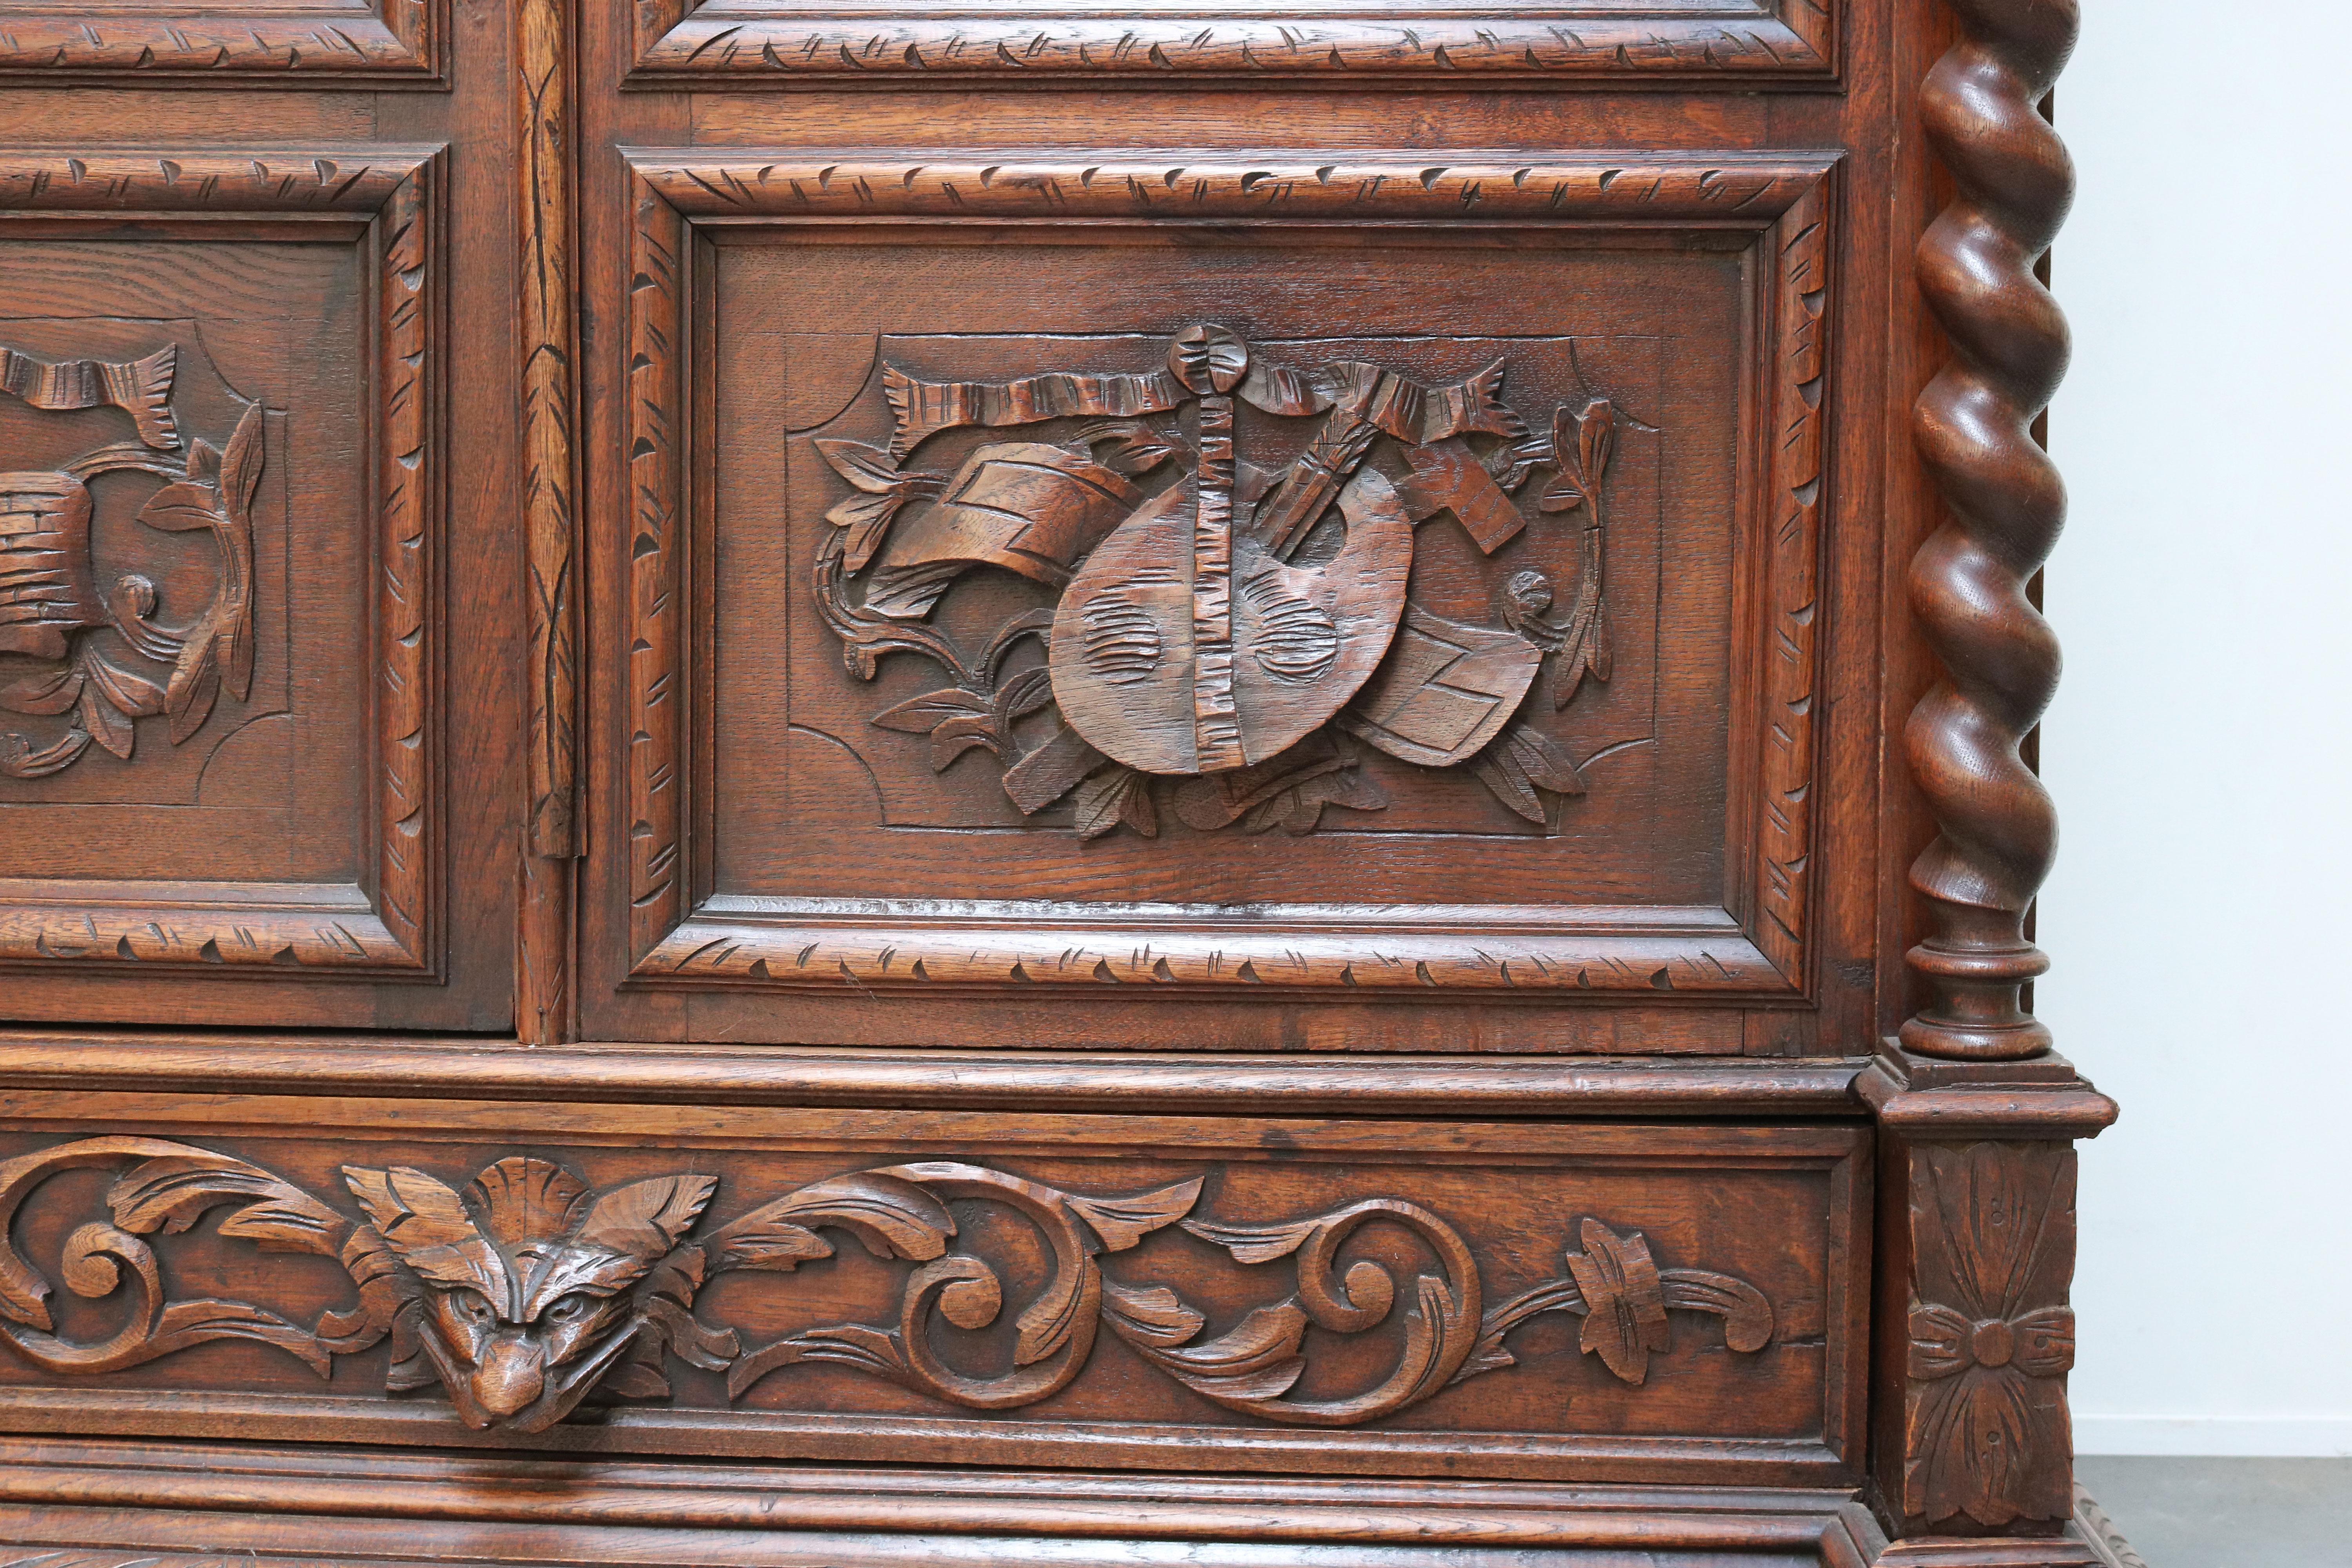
[544,1292,594,1324]
[450,1289,494,1327]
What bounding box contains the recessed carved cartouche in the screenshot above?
[0,344,265,781]
[0,1138,1774,1432]
[811,325,1624,838]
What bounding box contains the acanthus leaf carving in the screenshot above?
[0,1139,1779,1435]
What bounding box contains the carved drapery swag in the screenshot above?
[812,325,1623,838]
[0,1138,1773,1433]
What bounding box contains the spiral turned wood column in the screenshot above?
[1902,0,2078,1061]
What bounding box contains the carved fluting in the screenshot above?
[629,11,1833,83]
[0,1140,1777,1433]
[1903,0,2077,1059]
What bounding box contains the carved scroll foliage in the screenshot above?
[0,347,262,780]
[0,1140,1777,1434]
[1902,0,2078,1059]
[1904,1143,2078,1531]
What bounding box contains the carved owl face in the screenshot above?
[342,1156,715,1432]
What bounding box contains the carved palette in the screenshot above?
[588,151,1850,1051]
[0,1098,1867,1482]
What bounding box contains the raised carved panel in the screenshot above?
[0,148,444,996]
[0,1105,1866,1481]
[0,0,441,81]
[597,150,1840,1045]
[628,2,1837,85]
[1902,1142,2079,1532]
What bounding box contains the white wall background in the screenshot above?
[2040,0,2352,1456]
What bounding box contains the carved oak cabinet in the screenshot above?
[0,1,2141,1564]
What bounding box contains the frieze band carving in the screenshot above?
[0,0,439,80]
[812,327,1619,838]
[0,347,263,780]
[0,1138,1775,1435]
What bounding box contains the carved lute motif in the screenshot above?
[811,324,1628,833]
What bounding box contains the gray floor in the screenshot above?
[2075,1457,2349,1566]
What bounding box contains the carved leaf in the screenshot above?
[709,1171,955,1274]
[221,400,265,519]
[871,688,988,734]
[0,727,91,779]
[85,655,165,719]
[107,1154,348,1255]
[1065,1176,1203,1252]
[2012,1306,2077,1378]
[1073,765,1156,840]
[574,1174,719,1261]
[994,663,1055,722]
[466,1157,590,1249]
[816,438,909,495]
[1181,1215,1322,1265]
[1110,1299,1309,1403]
[0,664,83,717]
[826,490,913,572]
[929,712,1001,771]
[730,1323,910,1399]
[1100,1281,1205,1348]
[149,1296,334,1379]
[1909,1302,1975,1380]
[1073,419,1178,477]
[1012,1249,1100,1368]
[76,680,134,760]
[135,479,225,533]
[162,626,221,746]
[341,1166,508,1301]
[1576,398,1616,486]
[1564,1220,1672,1385]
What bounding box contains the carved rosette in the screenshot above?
[1903,0,2079,1059]
[1903,1142,2078,1532]
[0,1139,1777,1433]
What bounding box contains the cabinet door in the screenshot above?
[0,11,520,1031]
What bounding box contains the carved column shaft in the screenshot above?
[1903,0,2078,1061]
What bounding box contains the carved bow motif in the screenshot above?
[809,324,1630,837]
[0,1139,1777,1432]
[1904,1142,2079,1529]
[0,340,262,779]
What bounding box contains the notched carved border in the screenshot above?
[619,149,1837,998]
[0,147,444,976]
[0,0,441,82]
[629,2,1835,85]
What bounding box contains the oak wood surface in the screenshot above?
[0,0,2118,1560]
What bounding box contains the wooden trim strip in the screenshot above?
[0,2,440,81]
[0,1034,1868,1112]
[627,5,1836,86]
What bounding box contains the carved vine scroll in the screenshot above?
[0,1140,1777,1436]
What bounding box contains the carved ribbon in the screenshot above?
[0,343,180,450]
[883,338,1518,457]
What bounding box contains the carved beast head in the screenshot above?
[342,1157,714,1432]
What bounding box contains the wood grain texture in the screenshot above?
[0,0,439,82]
[0,146,443,978]
[1900,0,2076,1061]
[628,3,1837,86]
